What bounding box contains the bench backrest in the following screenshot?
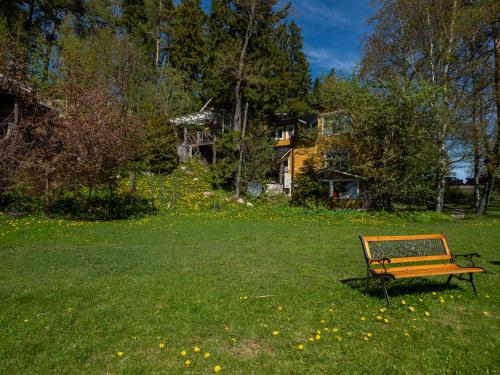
[360,234,452,264]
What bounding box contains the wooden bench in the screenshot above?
[359,234,486,305]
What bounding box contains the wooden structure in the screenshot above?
[360,234,486,305]
[171,110,230,164]
[0,74,53,138]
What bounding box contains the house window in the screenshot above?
[275,127,283,139]
[321,112,352,135]
[325,180,359,199]
[276,125,294,140]
[325,151,349,171]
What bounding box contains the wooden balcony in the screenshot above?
[183,130,215,146]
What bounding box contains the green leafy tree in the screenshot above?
[318,75,438,210]
[291,158,326,207]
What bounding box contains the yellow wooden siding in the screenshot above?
[287,145,319,175]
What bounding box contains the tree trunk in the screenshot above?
[479,14,500,215]
[235,101,248,198]
[155,0,162,67]
[471,84,481,213]
[233,1,256,132]
[434,0,458,212]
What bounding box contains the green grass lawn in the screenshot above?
[1,209,499,374]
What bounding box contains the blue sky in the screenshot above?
[287,0,373,77]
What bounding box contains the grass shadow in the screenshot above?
[340,276,463,299]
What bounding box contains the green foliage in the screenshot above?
[241,123,276,188]
[167,0,206,83]
[291,158,327,208]
[143,114,178,174]
[210,132,240,189]
[318,75,438,210]
[133,65,200,116]
[47,192,152,220]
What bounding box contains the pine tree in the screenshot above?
[167,0,206,83]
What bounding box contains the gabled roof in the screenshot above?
[317,168,366,180]
[0,74,53,111]
[170,111,217,126]
[276,147,291,161]
[170,109,229,126]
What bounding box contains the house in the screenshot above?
[0,74,53,139]
[271,111,368,208]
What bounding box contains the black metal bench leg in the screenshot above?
[381,277,390,306]
[445,274,453,286]
[365,268,370,296]
[470,273,478,295]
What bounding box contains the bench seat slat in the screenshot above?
[372,264,485,279]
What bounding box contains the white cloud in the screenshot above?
[305,46,359,73]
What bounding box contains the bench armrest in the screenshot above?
[453,253,480,267]
[368,258,391,274]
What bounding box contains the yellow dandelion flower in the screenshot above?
[272,330,280,336]
[194,346,200,352]
[297,344,304,350]
[383,318,389,324]
[363,336,369,341]
[336,336,342,341]
[180,350,187,356]
[432,292,437,296]
[324,327,330,331]
[278,306,283,311]
[332,327,338,333]
[408,306,416,312]
[367,332,373,337]
[424,311,430,317]
[158,342,165,349]
[401,300,407,305]
[329,308,334,313]
[404,331,410,337]
[320,320,327,324]
[483,311,490,317]
[379,308,387,313]
[214,364,222,373]
[117,351,124,357]
[204,352,210,359]
[360,317,366,321]
[376,315,383,321]
[308,337,314,342]
[316,329,321,335]
[185,360,191,367]
[315,334,321,340]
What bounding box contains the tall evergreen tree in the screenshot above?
[167,0,206,83]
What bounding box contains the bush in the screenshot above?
[47,192,152,220]
[0,188,43,214]
[290,159,327,208]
